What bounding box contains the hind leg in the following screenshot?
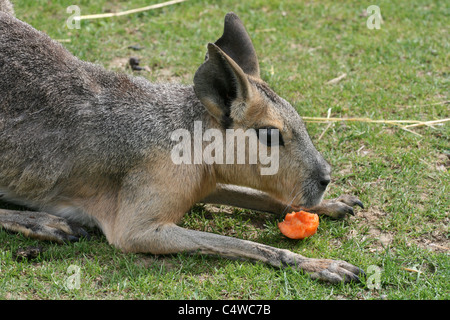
[0,209,89,243]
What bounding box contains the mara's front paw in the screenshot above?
[305,195,364,219]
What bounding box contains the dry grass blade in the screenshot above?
[402,267,422,273]
[317,108,333,141]
[404,118,450,128]
[76,0,188,21]
[303,117,423,124]
[302,116,449,136]
[325,73,347,85]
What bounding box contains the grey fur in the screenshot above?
[0,7,364,283]
[0,11,204,203]
[0,0,13,16]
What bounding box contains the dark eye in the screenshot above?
[256,127,284,147]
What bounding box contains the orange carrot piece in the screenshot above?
[278,211,319,239]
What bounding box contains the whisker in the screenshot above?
[280,178,319,216]
[281,181,302,216]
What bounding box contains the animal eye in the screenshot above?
[256,127,284,147]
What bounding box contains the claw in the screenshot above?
[345,272,362,283]
[310,262,363,284]
[77,227,91,240]
[347,207,355,216]
[355,200,364,209]
[357,267,366,278]
[66,235,80,243]
[65,228,90,242]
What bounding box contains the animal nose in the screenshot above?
[315,158,331,191]
[319,177,331,189]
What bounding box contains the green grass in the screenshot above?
[1,0,448,300]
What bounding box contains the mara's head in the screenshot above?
[193,12,331,208]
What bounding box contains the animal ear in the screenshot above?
[194,43,252,127]
[214,12,260,78]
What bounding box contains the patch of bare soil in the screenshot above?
[411,219,449,253]
[153,67,190,83]
[352,206,449,253]
[108,56,192,84]
[108,57,131,71]
[13,246,45,261]
[352,206,394,251]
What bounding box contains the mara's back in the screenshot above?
[0,12,202,204]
